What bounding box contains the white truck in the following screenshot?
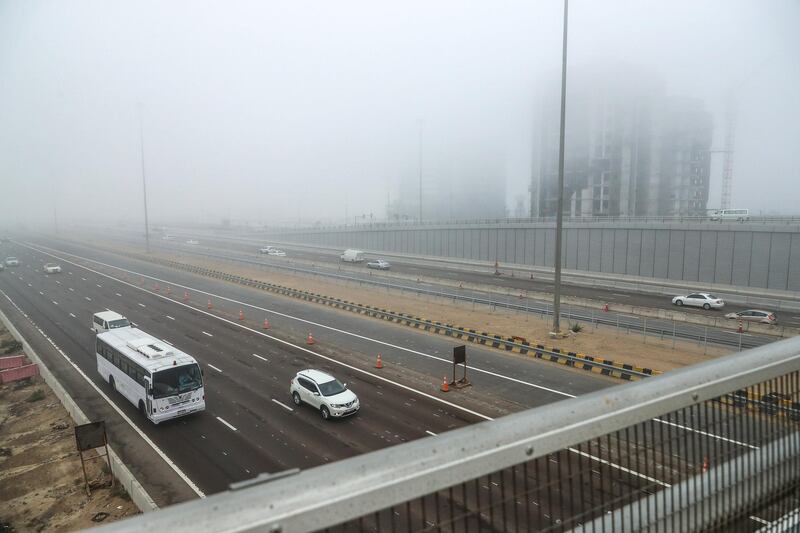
[340,249,365,262]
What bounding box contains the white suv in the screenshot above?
[290,369,360,420]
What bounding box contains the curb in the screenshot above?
[0,302,158,513]
[119,251,662,381]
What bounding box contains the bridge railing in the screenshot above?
[97,337,800,532]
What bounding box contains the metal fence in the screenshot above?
[97,336,800,533]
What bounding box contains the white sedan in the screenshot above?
[672,293,725,310]
[43,263,62,274]
[267,249,286,257]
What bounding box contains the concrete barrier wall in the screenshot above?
[0,306,158,512]
[270,222,800,291]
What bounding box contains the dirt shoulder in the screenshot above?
[0,326,138,532]
[96,241,731,372]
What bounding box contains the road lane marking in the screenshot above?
[23,242,749,482]
[81,277,87,281]
[138,303,146,308]
[611,293,631,298]
[216,417,237,431]
[69,313,76,318]
[749,516,770,525]
[162,339,173,346]
[271,399,294,412]
[166,315,175,320]
[202,331,213,337]
[38,291,43,295]
[426,430,437,436]
[84,296,91,301]
[252,353,268,362]
[68,287,74,292]
[0,287,205,498]
[52,301,58,306]
[55,280,60,284]
[27,283,32,287]
[207,363,222,372]
[115,292,122,297]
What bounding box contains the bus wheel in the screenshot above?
[109,375,116,392]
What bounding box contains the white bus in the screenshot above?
[96,327,206,424]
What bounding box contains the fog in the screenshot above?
[1,1,798,228]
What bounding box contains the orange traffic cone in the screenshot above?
[207,299,213,310]
[375,354,383,369]
[702,457,709,473]
[306,332,315,345]
[263,318,271,329]
[441,376,449,392]
[239,309,245,321]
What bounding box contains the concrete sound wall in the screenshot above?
[273,222,800,291]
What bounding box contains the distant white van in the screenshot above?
[340,249,365,262]
[710,209,749,222]
[92,311,131,333]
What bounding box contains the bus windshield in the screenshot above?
[152,364,203,399]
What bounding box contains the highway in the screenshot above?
[111,231,788,349]
[0,238,778,529]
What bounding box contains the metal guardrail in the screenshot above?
[96,334,800,532]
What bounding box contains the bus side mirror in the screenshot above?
[144,377,152,395]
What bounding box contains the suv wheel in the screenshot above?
[292,391,301,406]
[320,406,330,420]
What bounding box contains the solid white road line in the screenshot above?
[162,339,173,346]
[207,363,222,373]
[166,315,175,321]
[202,331,213,337]
[426,430,437,436]
[0,287,204,498]
[216,417,237,431]
[252,353,268,362]
[271,399,294,412]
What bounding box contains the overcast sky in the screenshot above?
[1,1,798,228]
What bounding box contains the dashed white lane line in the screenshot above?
[69,313,76,318]
[51,301,58,306]
[81,277,87,281]
[27,283,32,287]
[138,303,146,308]
[271,399,294,412]
[207,363,222,373]
[38,291,43,295]
[216,417,237,431]
[96,284,102,288]
[68,287,74,292]
[55,280,61,284]
[84,296,91,301]
[115,293,122,297]
[426,430,437,437]
[251,353,268,362]
[201,331,213,337]
[166,315,175,321]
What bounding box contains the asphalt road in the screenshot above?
[177,231,800,329]
[0,239,777,529]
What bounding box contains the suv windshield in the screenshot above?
[318,378,347,396]
[153,363,203,399]
[108,318,130,329]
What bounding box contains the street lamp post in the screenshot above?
[138,103,151,253]
[552,0,569,335]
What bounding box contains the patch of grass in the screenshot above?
[0,339,22,354]
[569,322,583,333]
[26,389,45,403]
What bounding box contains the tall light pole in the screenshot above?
[551,0,569,335]
[418,119,424,223]
[138,103,151,253]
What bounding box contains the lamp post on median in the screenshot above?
[138,102,151,254]
[551,0,569,335]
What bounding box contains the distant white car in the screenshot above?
[267,249,286,257]
[259,246,276,254]
[5,257,19,267]
[725,309,777,325]
[43,263,62,274]
[162,234,175,240]
[186,239,200,245]
[290,369,359,420]
[366,259,391,270]
[672,293,725,310]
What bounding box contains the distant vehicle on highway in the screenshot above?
[92,311,131,333]
[4,257,19,267]
[710,208,750,222]
[367,259,391,270]
[185,239,200,245]
[43,263,62,274]
[267,249,286,257]
[340,249,365,262]
[96,326,206,424]
[725,309,777,324]
[672,293,725,310]
[259,246,276,254]
[290,369,359,420]
[161,234,175,240]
